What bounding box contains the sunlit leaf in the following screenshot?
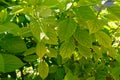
[95,31,112,48]
[36,42,47,58]
[58,19,77,41]
[60,38,75,58]
[74,27,92,47]
[38,61,49,79]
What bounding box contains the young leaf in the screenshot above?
[58,19,77,41]
[38,61,49,79]
[36,42,47,58]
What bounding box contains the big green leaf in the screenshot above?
[58,19,77,41]
[0,22,21,36]
[0,36,27,53]
[95,31,112,48]
[74,27,92,47]
[60,38,75,58]
[36,42,47,58]
[0,54,24,73]
[38,61,49,79]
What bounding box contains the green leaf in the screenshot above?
[36,42,47,58]
[58,19,77,41]
[60,38,75,58]
[87,77,95,80]
[30,21,41,41]
[0,54,24,73]
[43,27,58,44]
[55,67,65,80]
[47,48,58,58]
[57,54,62,65]
[78,0,100,6]
[107,5,120,20]
[49,65,58,73]
[74,28,92,48]
[64,71,74,80]
[0,36,27,53]
[78,44,90,57]
[42,0,59,7]
[24,47,36,56]
[0,9,7,23]
[95,31,112,48]
[38,61,49,79]
[23,55,38,62]
[0,54,4,72]
[20,27,32,37]
[0,22,21,36]
[111,67,120,80]
[87,19,106,34]
[73,6,96,21]
[38,6,52,17]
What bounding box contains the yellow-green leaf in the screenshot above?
[60,38,75,58]
[38,61,49,79]
[36,42,47,58]
[95,31,112,48]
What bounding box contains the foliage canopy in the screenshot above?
[0,0,120,80]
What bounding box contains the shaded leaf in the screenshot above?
[0,36,27,53]
[64,71,74,80]
[0,54,24,73]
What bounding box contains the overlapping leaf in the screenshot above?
[58,19,77,41]
[60,38,75,58]
[95,31,112,48]
[38,61,49,79]
[0,54,24,73]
